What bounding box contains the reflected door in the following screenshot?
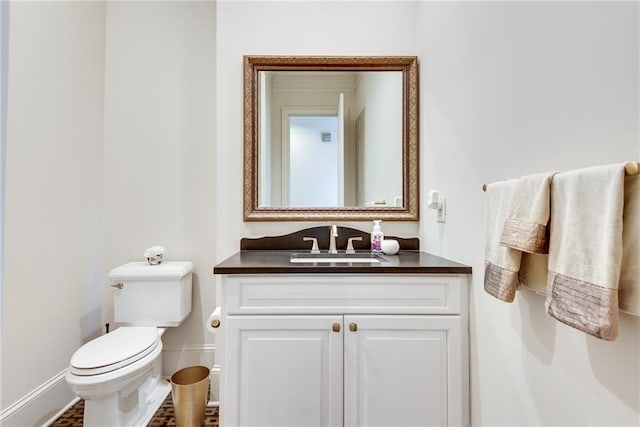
[287,114,340,207]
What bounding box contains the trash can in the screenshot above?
[170,366,210,427]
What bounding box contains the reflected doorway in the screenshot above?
[287,115,339,207]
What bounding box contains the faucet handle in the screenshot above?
[303,237,320,254]
[346,237,363,254]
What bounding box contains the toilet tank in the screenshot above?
[108,261,195,327]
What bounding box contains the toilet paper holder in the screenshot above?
[207,306,222,331]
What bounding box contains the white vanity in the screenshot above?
[214,248,471,427]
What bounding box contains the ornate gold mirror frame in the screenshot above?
[243,55,419,221]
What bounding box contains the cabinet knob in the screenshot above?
[349,322,358,332]
[332,323,341,332]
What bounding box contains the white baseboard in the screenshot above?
[162,344,216,376]
[0,370,76,427]
[42,397,80,427]
[162,344,219,402]
[209,364,221,403]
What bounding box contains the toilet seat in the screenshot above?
[69,327,160,376]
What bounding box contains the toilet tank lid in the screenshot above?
[108,261,195,281]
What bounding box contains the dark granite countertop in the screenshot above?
[213,251,472,275]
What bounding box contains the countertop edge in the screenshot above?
[213,250,472,275]
[213,266,472,275]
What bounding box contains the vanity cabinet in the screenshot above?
[217,274,469,427]
[225,315,343,426]
[344,315,460,427]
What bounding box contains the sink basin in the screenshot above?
[289,253,388,264]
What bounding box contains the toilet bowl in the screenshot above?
[66,327,169,426]
[65,261,195,426]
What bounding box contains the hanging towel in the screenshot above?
[484,180,521,302]
[619,174,640,315]
[545,164,627,340]
[519,253,548,294]
[484,179,550,302]
[500,172,557,254]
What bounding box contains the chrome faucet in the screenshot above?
[328,225,338,254]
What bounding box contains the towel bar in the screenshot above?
[482,161,640,191]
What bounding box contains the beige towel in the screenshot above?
[619,174,640,315]
[546,164,626,340]
[519,253,548,293]
[484,180,521,302]
[500,172,557,254]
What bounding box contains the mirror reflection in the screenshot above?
[243,56,418,221]
[258,70,403,208]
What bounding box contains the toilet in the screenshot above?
[66,261,195,426]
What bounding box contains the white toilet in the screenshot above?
[66,261,195,426]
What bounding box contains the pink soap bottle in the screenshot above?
[370,220,383,253]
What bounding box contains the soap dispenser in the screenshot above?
[371,220,384,253]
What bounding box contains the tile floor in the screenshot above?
[51,395,219,427]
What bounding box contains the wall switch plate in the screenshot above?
[437,197,446,223]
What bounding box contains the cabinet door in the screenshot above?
[344,315,462,427]
[224,315,343,427]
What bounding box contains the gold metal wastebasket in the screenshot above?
[170,366,210,427]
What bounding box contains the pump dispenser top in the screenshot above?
[371,220,384,253]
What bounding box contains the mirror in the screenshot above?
[244,56,419,221]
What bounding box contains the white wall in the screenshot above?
[418,2,640,425]
[1,1,105,423]
[102,1,217,373]
[354,72,403,206]
[215,0,420,263]
[0,0,8,415]
[2,3,217,422]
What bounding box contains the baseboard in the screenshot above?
[42,397,80,427]
[209,364,221,403]
[0,369,76,427]
[162,344,219,402]
[162,343,216,376]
